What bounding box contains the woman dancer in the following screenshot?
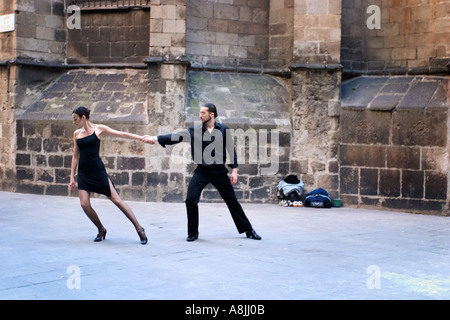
[69,106,148,245]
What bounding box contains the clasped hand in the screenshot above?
[141,135,157,144]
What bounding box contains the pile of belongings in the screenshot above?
[277,175,304,207]
[304,188,332,208]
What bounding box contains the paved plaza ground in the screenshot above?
[0,191,449,300]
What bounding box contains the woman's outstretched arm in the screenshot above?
[95,124,145,141]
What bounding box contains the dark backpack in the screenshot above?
[304,188,332,208]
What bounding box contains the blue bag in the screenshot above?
[304,188,332,208]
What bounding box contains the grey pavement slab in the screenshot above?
[0,191,449,300]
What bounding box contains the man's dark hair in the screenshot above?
[203,103,218,118]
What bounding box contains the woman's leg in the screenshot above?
[107,179,145,233]
[78,189,106,233]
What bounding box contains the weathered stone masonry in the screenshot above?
[340,76,449,214]
[1,0,449,216]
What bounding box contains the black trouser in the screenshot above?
[185,169,253,236]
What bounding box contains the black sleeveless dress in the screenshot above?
[76,129,112,197]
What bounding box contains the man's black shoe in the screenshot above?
[186,233,199,242]
[246,229,261,240]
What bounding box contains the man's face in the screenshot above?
[199,107,213,124]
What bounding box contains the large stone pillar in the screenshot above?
[146,0,189,202]
[0,0,16,191]
[290,0,342,198]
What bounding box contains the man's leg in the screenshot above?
[211,173,253,234]
[185,172,210,239]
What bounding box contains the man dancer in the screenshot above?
[144,103,261,241]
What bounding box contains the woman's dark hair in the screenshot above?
[203,103,218,118]
[72,106,91,119]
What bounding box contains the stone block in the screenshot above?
[211,44,230,57]
[147,172,169,187]
[110,172,130,186]
[16,168,34,181]
[35,0,52,15]
[43,138,59,153]
[152,5,178,19]
[150,33,172,47]
[369,94,402,111]
[392,110,447,147]
[46,185,69,196]
[386,146,420,169]
[89,43,111,57]
[37,169,54,183]
[214,4,239,20]
[132,172,146,186]
[340,167,358,194]
[402,170,424,199]
[117,157,146,171]
[163,19,186,34]
[216,32,239,45]
[16,183,44,195]
[48,155,63,167]
[422,148,447,171]
[341,110,391,144]
[397,81,439,109]
[36,26,55,41]
[16,154,31,166]
[317,173,339,191]
[379,169,400,197]
[340,77,386,109]
[360,168,378,196]
[306,0,328,14]
[188,1,213,18]
[150,18,164,32]
[339,144,386,168]
[383,198,445,214]
[28,138,42,152]
[428,84,449,110]
[55,169,70,184]
[425,172,447,200]
[230,45,247,58]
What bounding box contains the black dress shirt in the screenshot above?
[157,122,238,173]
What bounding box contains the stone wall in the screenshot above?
[2,0,450,216]
[14,67,151,199]
[293,0,342,65]
[268,0,293,68]
[341,0,450,74]
[0,66,15,192]
[149,0,187,59]
[12,64,290,204]
[290,0,342,199]
[15,0,66,62]
[340,76,449,215]
[290,68,341,199]
[186,0,269,68]
[15,119,150,199]
[67,9,150,64]
[184,70,292,203]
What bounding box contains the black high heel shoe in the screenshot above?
[137,228,148,245]
[94,229,107,242]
